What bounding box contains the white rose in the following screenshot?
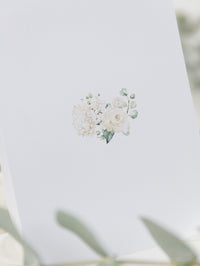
[72,104,96,136]
[101,108,129,133]
[112,97,125,108]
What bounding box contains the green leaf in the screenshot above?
[123,125,130,136]
[106,130,115,143]
[56,210,110,258]
[123,131,130,136]
[102,130,115,144]
[0,208,41,266]
[141,217,197,266]
[130,101,137,109]
[120,88,128,96]
[105,103,111,109]
[130,110,138,119]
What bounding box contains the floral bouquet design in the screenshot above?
[72,88,138,144]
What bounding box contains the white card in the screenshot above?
[0,0,200,265]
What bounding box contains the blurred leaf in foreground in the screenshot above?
[0,208,41,266]
[56,210,110,258]
[141,217,197,266]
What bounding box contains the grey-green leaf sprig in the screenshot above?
[56,210,110,258]
[141,217,197,266]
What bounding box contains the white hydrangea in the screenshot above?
[72,105,96,136]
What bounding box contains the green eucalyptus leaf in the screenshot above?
[141,217,197,266]
[123,131,130,136]
[57,210,110,258]
[130,110,138,119]
[0,208,41,266]
[123,126,130,136]
[106,130,115,143]
[120,88,128,96]
[102,130,115,144]
[130,101,137,109]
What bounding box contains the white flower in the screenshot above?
[72,90,137,144]
[72,104,96,136]
[112,97,125,108]
[101,108,129,133]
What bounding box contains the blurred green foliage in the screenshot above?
[177,13,200,91]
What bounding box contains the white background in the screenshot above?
[0,0,200,265]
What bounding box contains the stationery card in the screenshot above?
[0,0,200,264]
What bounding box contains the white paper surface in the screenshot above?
[0,0,200,264]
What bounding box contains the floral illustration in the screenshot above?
[72,88,138,144]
